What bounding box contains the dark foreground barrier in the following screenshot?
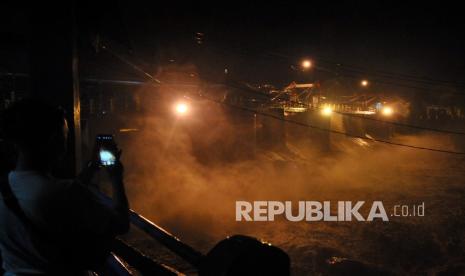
[99,193,290,275]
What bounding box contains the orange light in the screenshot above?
[119,128,139,132]
[321,106,333,116]
[361,80,369,87]
[381,106,393,116]
[175,102,189,115]
[301,60,312,69]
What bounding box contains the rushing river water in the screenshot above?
[118,115,465,275]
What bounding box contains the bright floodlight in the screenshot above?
[381,106,393,116]
[175,102,188,115]
[301,60,312,69]
[361,80,369,87]
[321,106,333,116]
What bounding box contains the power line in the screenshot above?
[314,64,465,93]
[204,43,465,94]
[221,78,465,135]
[313,56,465,87]
[101,45,161,84]
[197,95,465,155]
[332,111,465,135]
[99,41,465,135]
[100,43,465,155]
[234,43,465,88]
[194,46,465,134]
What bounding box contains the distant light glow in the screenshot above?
[354,110,376,115]
[381,106,394,116]
[301,60,312,69]
[321,106,333,116]
[284,106,307,113]
[354,138,370,147]
[175,102,189,115]
[119,128,139,132]
[361,80,369,87]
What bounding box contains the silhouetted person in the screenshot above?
[0,136,16,276]
[0,99,129,275]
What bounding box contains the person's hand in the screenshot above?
[105,149,124,185]
[76,146,100,185]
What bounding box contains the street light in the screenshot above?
[301,60,312,70]
[174,102,189,115]
[321,106,333,116]
[381,106,393,116]
[361,80,369,87]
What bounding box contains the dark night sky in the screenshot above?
[98,1,465,88]
[1,1,465,92]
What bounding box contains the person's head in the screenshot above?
[1,99,68,169]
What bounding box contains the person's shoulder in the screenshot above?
[62,178,102,203]
[45,177,100,213]
[51,177,96,200]
[52,177,77,190]
[9,170,53,184]
[9,171,76,197]
[8,171,54,197]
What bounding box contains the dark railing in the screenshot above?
[128,210,204,268]
[104,254,132,276]
[99,193,204,275]
[110,239,179,275]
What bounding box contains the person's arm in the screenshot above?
[69,141,129,236]
[105,156,130,234]
[76,141,100,186]
[76,161,99,186]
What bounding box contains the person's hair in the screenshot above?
[0,99,66,150]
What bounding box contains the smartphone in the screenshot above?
[96,134,117,166]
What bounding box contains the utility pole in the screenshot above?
[29,1,81,177]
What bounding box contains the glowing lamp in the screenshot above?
[301,60,312,69]
[175,102,189,115]
[321,106,333,116]
[381,106,393,116]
